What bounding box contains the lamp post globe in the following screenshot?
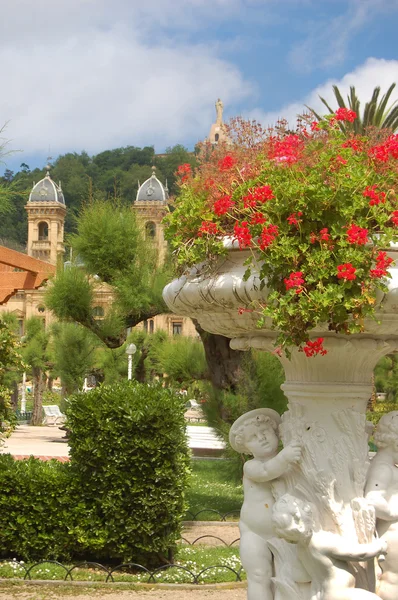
[125,343,137,381]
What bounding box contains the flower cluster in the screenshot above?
[370,251,393,279]
[214,195,234,216]
[165,110,398,355]
[335,108,357,123]
[337,263,357,281]
[303,337,327,357]
[284,271,305,293]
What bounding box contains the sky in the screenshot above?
[1,0,398,173]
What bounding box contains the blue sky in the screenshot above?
[1,0,398,174]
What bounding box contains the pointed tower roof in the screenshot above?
[28,166,65,205]
[136,166,168,203]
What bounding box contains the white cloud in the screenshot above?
[0,0,254,159]
[248,58,398,128]
[288,0,398,73]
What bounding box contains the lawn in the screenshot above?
[185,459,243,520]
[0,547,244,584]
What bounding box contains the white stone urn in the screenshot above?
[163,241,398,597]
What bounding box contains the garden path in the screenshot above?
[0,586,247,599]
[1,423,225,459]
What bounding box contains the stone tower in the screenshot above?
[25,167,66,265]
[207,98,230,145]
[133,166,168,265]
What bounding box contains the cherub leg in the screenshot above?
[240,528,273,600]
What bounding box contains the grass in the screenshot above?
[0,547,244,585]
[185,459,243,520]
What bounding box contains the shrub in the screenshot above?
[0,456,74,561]
[66,380,190,564]
[0,381,190,565]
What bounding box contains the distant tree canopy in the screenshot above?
[0,144,197,249]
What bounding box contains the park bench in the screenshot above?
[42,405,66,426]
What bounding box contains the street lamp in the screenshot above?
[125,343,137,381]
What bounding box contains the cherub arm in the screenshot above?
[366,464,398,521]
[314,533,386,562]
[244,443,301,482]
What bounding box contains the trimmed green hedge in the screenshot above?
[0,382,190,565]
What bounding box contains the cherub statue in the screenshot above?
[365,411,398,600]
[229,408,302,600]
[273,494,387,600]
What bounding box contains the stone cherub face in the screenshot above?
[230,411,280,459]
[374,411,398,462]
[273,494,314,543]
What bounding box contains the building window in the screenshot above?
[38,221,49,240]
[172,321,183,335]
[37,305,45,313]
[17,319,24,337]
[149,319,154,334]
[215,133,219,142]
[143,320,148,333]
[145,221,156,239]
[92,306,105,318]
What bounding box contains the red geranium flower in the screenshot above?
[335,108,357,123]
[243,185,274,207]
[287,212,303,227]
[337,263,356,280]
[250,212,267,225]
[218,155,236,171]
[198,221,218,237]
[284,271,305,293]
[259,224,279,250]
[392,211,398,226]
[370,251,394,279]
[234,221,252,248]
[369,135,398,162]
[177,163,191,175]
[362,185,386,206]
[303,337,327,357]
[346,224,369,245]
[213,195,234,216]
[342,139,363,152]
[311,121,320,131]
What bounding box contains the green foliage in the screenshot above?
[0,317,21,439]
[374,354,398,401]
[50,323,97,395]
[307,83,398,134]
[22,318,50,371]
[148,334,207,385]
[45,266,94,323]
[69,199,142,282]
[66,381,190,563]
[47,200,170,347]
[1,144,196,248]
[0,382,190,565]
[0,456,74,561]
[165,115,398,352]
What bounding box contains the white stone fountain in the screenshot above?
[163,241,398,600]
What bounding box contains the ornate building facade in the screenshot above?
[133,168,197,337]
[0,166,197,338]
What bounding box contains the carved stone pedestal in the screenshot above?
[163,245,398,599]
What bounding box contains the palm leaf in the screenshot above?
[376,83,397,127]
[318,96,336,115]
[332,85,347,109]
[383,105,398,131]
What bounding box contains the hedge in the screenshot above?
[0,381,190,565]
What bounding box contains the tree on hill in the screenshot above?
[306,83,398,134]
